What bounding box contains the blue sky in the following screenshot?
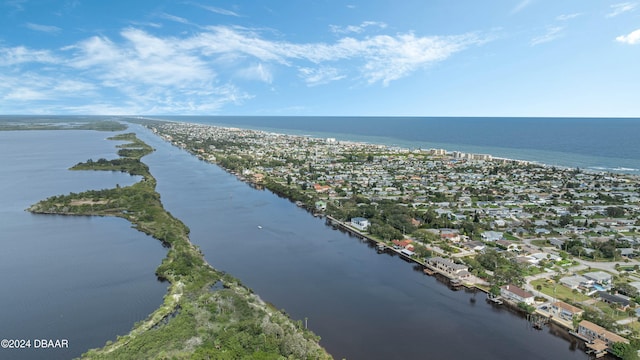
[1,0,639,116]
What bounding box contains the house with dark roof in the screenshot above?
[598,292,631,310]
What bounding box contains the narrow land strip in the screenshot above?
[28,132,332,359]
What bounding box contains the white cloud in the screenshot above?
[1,24,489,113]
[25,22,62,34]
[616,28,640,44]
[298,67,345,86]
[237,63,273,83]
[68,28,214,86]
[0,46,59,66]
[607,2,637,18]
[0,73,95,102]
[194,4,240,17]
[556,13,581,21]
[530,26,564,46]
[157,12,191,25]
[129,21,162,29]
[352,33,483,85]
[187,26,485,86]
[4,87,49,101]
[4,0,27,11]
[329,21,387,35]
[511,0,533,14]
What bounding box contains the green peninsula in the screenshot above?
[29,132,332,360]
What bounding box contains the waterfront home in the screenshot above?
[576,320,629,355]
[350,217,370,231]
[549,301,584,323]
[400,248,416,257]
[426,257,470,279]
[392,239,414,251]
[500,284,535,305]
[252,173,265,183]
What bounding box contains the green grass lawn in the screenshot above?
[592,301,631,321]
[530,279,590,302]
[503,233,519,241]
[530,239,550,247]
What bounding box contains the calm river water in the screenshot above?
[132,124,592,360]
[0,130,167,360]
[0,126,595,359]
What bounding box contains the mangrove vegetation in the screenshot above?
[28,132,331,360]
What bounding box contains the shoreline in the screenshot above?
[139,116,640,176]
[27,131,332,359]
[141,118,640,359]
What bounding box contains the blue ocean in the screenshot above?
[155,116,640,175]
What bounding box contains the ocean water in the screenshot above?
[153,116,640,174]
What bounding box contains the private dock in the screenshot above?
[325,215,472,289]
[486,293,503,305]
[528,313,548,330]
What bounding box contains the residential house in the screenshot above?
[482,231,504,242]
[583,271,612,287]
[313,183,331,193]
[576,320,629,356]
[549,238,565,248]
[426,257,470,279]
[440,232,461,243]
[560,275,591,290]
[620,248,636,258]
[500,284,535,305]
[350,217,370,231]
[526,252,560,265]
[392,239,414,251]
[549,301,583,323]
[598,292,631,310]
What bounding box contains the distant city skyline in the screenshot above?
[1,0,639,117]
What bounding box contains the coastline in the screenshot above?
[141,118,640,359]
[26,131,332,359]
[139,117,639,177]
[141,116,640,176]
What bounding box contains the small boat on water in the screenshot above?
[257,225,262,229]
